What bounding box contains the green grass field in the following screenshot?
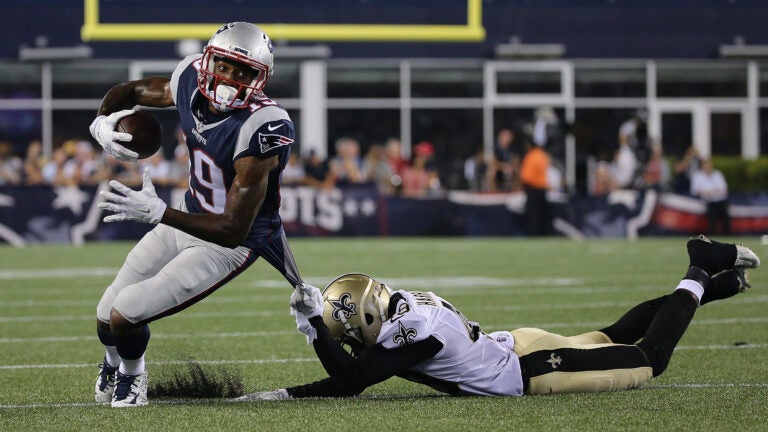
[1,237,766,431]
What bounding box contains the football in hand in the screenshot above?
[114,110,163,159]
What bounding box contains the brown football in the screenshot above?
[114,110,163,159]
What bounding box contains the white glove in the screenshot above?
[290,283,324,318]
[234,389,290,401]
[89,109,139,162]
[290,283,324,343]
[98,167,167,224]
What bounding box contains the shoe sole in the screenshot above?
[95,392,113,403]
[735,245,760,269]
[111,400,148,407]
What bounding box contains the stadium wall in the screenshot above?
[2,184,768,246]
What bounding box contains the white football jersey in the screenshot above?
[378,290,524,396]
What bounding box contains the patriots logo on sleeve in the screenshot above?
[258,131,294,154]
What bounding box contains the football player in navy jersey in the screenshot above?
[88,22,313,407]
[237,236,759,400]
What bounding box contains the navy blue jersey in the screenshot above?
[170,55,293,249]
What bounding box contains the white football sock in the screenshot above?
[119,356,146,375]
[105,346,121,368]
[675,279,704,305]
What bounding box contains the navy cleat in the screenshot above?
[701,268,751,305]
[686,235,760,276]
[111,370,148,407]
[94,358,118,403]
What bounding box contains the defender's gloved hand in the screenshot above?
[99,167,167,224]
[291,283,324,318]
[89,109,139,162]
[290,283,324,343]
[234,389,290,401]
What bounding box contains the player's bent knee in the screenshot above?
[96,285,119,323]
[109,308,144,338]
[637,340,671,377]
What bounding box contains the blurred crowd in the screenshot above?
[589,110,726,200]
[0,110,730,208]
[0,136,190,190]
[281,136,443,198]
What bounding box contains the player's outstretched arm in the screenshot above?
[306,316,443,396]
[160,155,277,247]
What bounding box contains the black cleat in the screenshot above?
[686,235,760,276]
[701,268,751,305]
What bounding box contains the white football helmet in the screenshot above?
[197,22,275,111]
[321,273,392,347]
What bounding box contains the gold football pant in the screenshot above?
[511,328,653,395]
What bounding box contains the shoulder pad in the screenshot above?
[378,307,430,349]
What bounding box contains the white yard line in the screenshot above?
[0,330,295,343]
[0,268,118,279]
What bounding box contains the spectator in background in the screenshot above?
[400,141,441,198]
[547,164,564,193]
[0,140,22,186]
[330,137,365,185]
[62,140,100,186]
[101,156,142,188]
[303,150,335,190]
[672,146,701,194]
[488,128,518,192]
[612,137,638,190]
[592,160,618,196]
[167,142,190,189]
[141,151,172,187]
[363,144,396,195]
[384,137,408,179]
[642,144,671,191]
[532,107,565,168]
[464,148,488,191]
[23,140,46,186]
[41,147,70,186]
[520,138,552,236]
[691,158,730,235]
[281,149,306,186]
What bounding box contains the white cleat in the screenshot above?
[735,244,760,269]
[234,389,290,401]
[111,370,148,407]
[94,359,118,403]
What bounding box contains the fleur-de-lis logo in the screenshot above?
[330,293,357,322]
[392,321,417,346]
[546,352,562,369]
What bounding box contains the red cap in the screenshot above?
[414,141,434,157]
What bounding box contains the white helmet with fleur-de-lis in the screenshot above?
[321,273,392,347]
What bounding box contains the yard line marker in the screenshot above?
[0,330,295,343]
[0,310,285,323]
[0,268,117,279]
